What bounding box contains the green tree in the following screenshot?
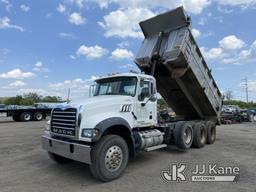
[42,96,62,103]
[157,98,169,111]
[19,98,34,106]
[23,92,42,103]
[4,95,23,105]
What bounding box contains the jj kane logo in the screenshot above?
[162,163,240,182]
[161,163,188,182]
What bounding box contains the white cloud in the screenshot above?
[120,64,134,69]
[118,41,130,48]
[58,32,77,39]
[0,17,24,32]
[20,4,30,12]
[247,80,256,92]
[35,61,43,67]
[33,61,49,72]
[76,45,109,59]
[69,12,86,25]
[192,28,201,38]
[0,48,9,55]
[1,0,12,12]
[48,77,96,100]
[219,35,245,50]
[94,0,210,14]
[217,0,256,8]
[111,48,134,60]
[69,55,76,60]
[57,4,66,13]
[222,40,256,64]
[98,8,155,39]
[200,47,225,60]
[9,80,26,87]
[70,0,85,8]
[93,0,110,9]
[0,69,35,79]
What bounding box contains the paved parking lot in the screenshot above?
[0,117,255,192]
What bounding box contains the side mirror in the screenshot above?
[138,87,149,101]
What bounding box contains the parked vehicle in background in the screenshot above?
[222,105,240,113]
[248,108,256,121]
[0,104,6,109]
[158,108,176,123]
[240,109,253,122]
[0,104,55,122]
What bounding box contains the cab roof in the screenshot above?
[95,73,154,81]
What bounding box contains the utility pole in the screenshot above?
[242,78,249,102]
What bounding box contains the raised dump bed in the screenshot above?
[135,7,222,122]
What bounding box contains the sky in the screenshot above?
[0,0,256,101]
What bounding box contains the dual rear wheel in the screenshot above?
[174,121,216,149]
[12,112,44,122]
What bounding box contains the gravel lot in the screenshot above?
[0,117,255,192]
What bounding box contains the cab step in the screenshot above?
[144,144,167,152]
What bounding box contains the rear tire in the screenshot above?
[206,121,216,144]
[90,134,129,182]
[192,122,207,148]
[48,152,72,164]
[174,122,193,149]
[20,112,32,122]
[33,112,43,121]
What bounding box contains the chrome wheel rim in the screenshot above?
[105,145,123,172]
[184,127,192,144]
[36,113,43,120]
[24,114,31,121]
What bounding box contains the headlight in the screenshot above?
[45,119,51,131]
[81,129,100,139]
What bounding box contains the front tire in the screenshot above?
[90,134,129,182]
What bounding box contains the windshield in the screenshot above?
[94,77,137,96]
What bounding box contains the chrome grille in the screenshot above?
[51,108,77,136]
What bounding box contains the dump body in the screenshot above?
[135,7,222,122]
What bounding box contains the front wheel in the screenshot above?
[90,134,129,182]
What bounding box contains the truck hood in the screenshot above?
[75,95,132,105]
[55,95,133,110]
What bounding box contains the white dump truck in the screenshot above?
[42,7,222,181]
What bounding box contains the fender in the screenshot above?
[95,117,136,157]
[95,117,132,134]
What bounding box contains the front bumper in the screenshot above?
[42,134,92,164]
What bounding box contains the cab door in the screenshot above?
[135,78,157,127]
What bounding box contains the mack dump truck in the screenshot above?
[42,7,222,181]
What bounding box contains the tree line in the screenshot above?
[0,93,63,106]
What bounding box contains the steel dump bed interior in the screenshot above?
[135,7,222,121]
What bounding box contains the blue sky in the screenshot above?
[0,0,256,101]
